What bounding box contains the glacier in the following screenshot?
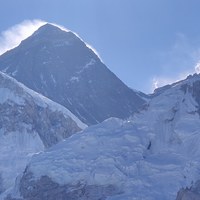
[5,73,200,200]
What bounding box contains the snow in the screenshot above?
[20,74,200,199]
[70,76,79,82]
[26,116,191,199]
[77,59,96,74]
[42,61,48,65]
[83,58,96,69]
[0,71,88,198]
[69,59,96,83]
[28,118,135,186]
[40,73,47,86]
[50,74,56,84]
[0,128,45,193]
[11,70,17,76]
[54,40,70,47]
[0,72,87,130]
[2,66,9,73]
[0,88,24,104]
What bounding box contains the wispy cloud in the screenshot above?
[85,43,103,61]
[152,71,191,91]
[151,33,200,92]
[0,19,46,55]
[195,61,200,73]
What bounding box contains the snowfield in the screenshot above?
[6,74,200,200]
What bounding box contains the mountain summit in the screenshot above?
[0,23,145,125]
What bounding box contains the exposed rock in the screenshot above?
[0,100,81,147]
[7,172,120,200]
[176,181,200,200]
[0,175,4,194]
[176,188,200,200]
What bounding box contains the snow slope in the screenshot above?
[0,71,86,197]
[5,73,200,200]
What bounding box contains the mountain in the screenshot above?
[0,23,146,125]
[0,71,86,197]
[5,73,200,200]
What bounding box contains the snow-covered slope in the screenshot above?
[0,72,86,197]
[5,73,200,200]
[0,23,146,125]
[3,118,148,200]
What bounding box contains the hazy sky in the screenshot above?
[1,0,200,93]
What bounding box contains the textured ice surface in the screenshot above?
[8,74,200,200]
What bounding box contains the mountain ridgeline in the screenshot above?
[1,22,200,200]
[0,23,146,125]
[5,73,200,200]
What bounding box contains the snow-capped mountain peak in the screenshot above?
[0,23,146,125]
[3,23,200,200]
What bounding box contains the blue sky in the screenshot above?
[1,0,200,93]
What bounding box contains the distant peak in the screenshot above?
[33,23,68,36]
[186,73,200,80]
[40,23,70,31]
[39,23,60,30]
[31,23,101,59]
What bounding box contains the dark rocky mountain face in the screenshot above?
[0,23,146,125]
[5,172,119,200]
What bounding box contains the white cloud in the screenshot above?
[0,19,46,55]
[151,70,195,92]
[195,61,200,73]
[152,76,178,89]
[151,77,176,91]
[151,33,200,92]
